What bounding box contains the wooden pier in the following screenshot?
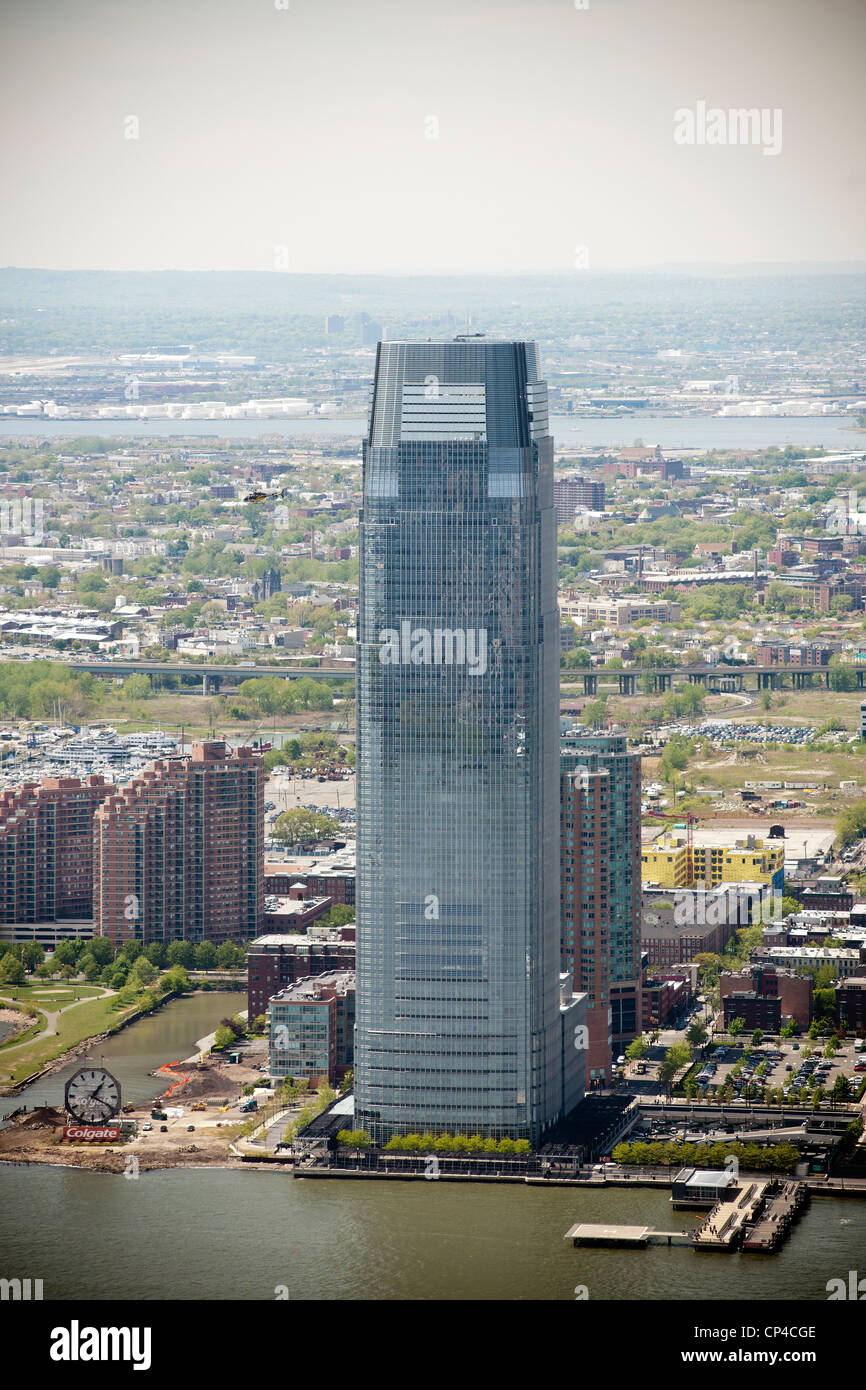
[692,1181,768,1251]
[742,1181,809,1252]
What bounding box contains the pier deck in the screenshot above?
[692,1181,768,1250]
[564,1223,692,1248]
[742,1182,809,1252]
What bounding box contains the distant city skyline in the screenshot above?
[1,0,864,274]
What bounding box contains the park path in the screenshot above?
[0,988,113,1056]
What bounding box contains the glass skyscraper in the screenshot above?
[355,338,584,1144]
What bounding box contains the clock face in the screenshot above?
[64,1067,122,1124]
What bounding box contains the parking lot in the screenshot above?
[692,1040,865,1104]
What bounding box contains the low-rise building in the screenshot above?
[247,925,356,1018]
[268,969,356,1084]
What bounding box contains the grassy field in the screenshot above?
[560,682,866,731]
[0,990,141,1087]
[0,985,104,1006]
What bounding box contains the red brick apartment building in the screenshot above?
[247,925,356,1018]
[93,742,263,947]
[720,964,812,1029]
[0,776,111,923]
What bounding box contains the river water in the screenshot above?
[0,1163,861,1301]
[0,414,863,451]
[0,990,864,1300]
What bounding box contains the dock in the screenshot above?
[742,1181,809,1252]
[692,1181,768,1251]
[564,1223,692,1248]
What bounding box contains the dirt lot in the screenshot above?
[0,1107,242,1172]
[0,1054,270,1172]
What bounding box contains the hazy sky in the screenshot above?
[2,0,864,273]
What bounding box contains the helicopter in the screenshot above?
[243,485,293,503]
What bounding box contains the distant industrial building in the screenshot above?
[264,853,355,905]
[640,884,765,966]
[835,977,866,1032]
[565,597,680,629]
[756,642,835,666]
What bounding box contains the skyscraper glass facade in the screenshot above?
[355,339,576,1143]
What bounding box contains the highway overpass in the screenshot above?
[63,658,865,698]
[68,659,355,694]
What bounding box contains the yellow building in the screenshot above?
[642,833,784,891]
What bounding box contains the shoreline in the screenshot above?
[0,982,242,1097]
[3,1149,864,1196]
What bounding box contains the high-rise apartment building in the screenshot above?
[354,338,585,1145]
[553,476,605,525]
[93,742,263,947]
[561,731,641,1082]
[0,775,111,924]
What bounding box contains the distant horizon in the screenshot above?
[3,262,866,280]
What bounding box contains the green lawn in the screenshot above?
[0,990,141,1087]
[0,984,104,1007]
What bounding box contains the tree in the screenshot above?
[625,1037,649,1061]
[216,942,245,971]
[21,942,44,971]
[836,798,866,849]
[130,956,157,987]
[194,942,218,971]
[751,1029,764,1047]
[336,1129,370,1149]
[89,937,114,966]
[166,939,195,969]
[273,807,339,846]
[123,673,152,701]
[144,942,167,969]
[162,965,191,994]
[686,1021,708,1049]
[829,663,857,692]
[658,1042,691,1092]
[0,954,25,985]
[79,954,102,983]
[213,1025,235,1050]
[831,1074,850,1106]
[53,938,78,967]
[315,1084,338,1114]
